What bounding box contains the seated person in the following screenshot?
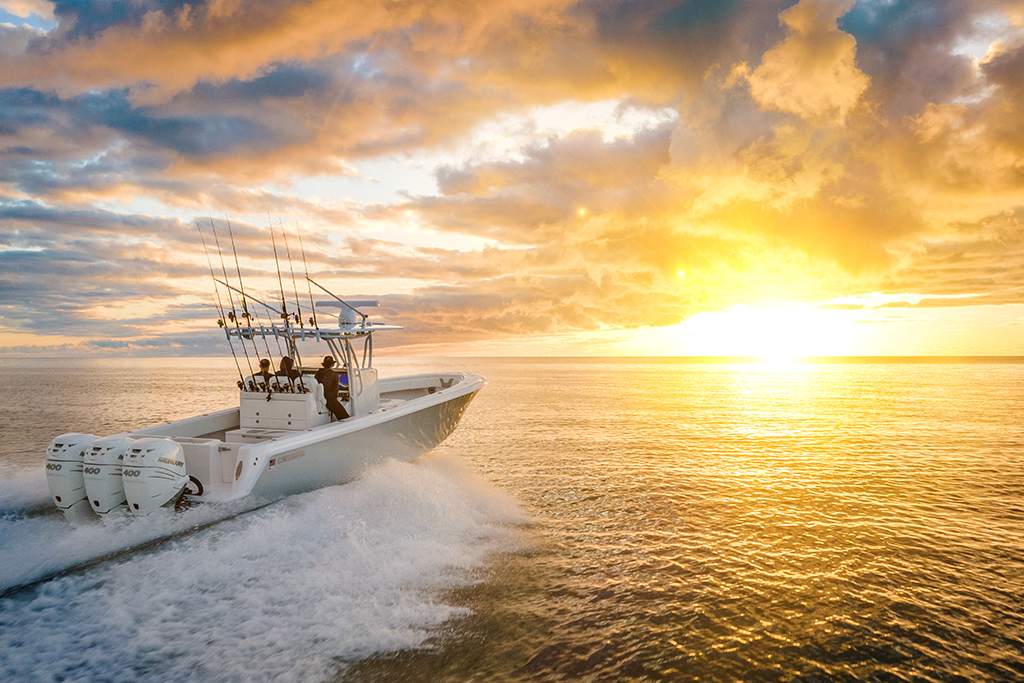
[255,359,274,383]
[314,355,349,421]
[276,356,301,380]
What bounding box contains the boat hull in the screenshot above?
[245,387,479,500]
[124,371,486,507]
[45,371,484,523]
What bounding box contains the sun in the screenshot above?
[645,304,861,359]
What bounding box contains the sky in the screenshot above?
[0,0,1022,358]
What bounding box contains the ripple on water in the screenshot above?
[454,361,1024,682]
[1,359,1023,682]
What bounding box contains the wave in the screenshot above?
[0,453,528,682]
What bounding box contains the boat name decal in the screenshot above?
[158,457,184,467]
[269,450,305,468]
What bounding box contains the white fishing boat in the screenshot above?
[44,245,484,524]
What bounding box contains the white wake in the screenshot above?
[0,454,528,682]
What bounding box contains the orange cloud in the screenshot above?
[0,0,576,103]
[3,0,1024,354]
[746,0,870,122]
[0,0,53,20]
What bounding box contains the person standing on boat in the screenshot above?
[315,356,349,421]
[277,356,301,380]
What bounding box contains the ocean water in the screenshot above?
[1,357,1023,682]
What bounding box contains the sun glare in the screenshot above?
[652,304,860,359]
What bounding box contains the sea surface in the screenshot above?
[1,357,1023,682]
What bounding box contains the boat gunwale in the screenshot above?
[122,371,484,452]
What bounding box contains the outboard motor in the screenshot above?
[122,438,188,516]
[83,436,134,516]
[45,433,99,523]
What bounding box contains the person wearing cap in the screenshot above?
[314,355,349,421]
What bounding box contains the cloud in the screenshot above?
[660,0,1023,289]
[0,1,775,193]
[838,0,981,120]
[747,0,870,122]
[0,20,44,56]
[0,0,53,21]
[0,0,1023,354]
[0,0,582,103]
[0,1,780,186]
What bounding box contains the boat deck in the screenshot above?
[114,372,472,502]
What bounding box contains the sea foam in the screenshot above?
[0,453,528,683]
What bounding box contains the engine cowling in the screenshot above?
[83,436,134,516]
[122,438,188,516]
[45,433,99,523]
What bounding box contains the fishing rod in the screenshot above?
[280,219,305,370]
[280,219,303,328]
[210,217,255,384]
[268,216,300,386]
[268,214,289,327]
[305,277,372,382]
[196,221,246,387]
[214,273,291,396]
[296,222,319,330]
[307,277,367,322]
[227,216,282,363]
[214,279,285,317]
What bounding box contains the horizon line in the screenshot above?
[1,354,1024,363]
